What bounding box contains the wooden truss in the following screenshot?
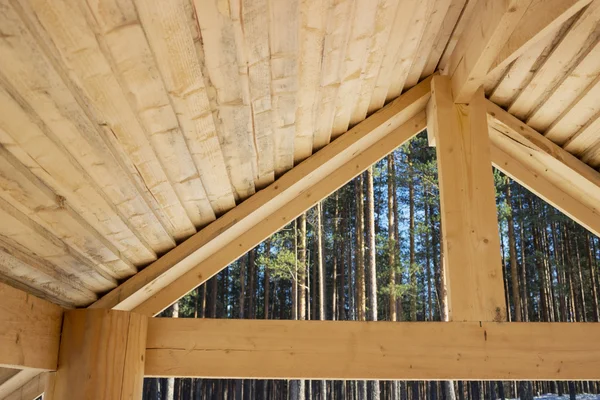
[1,1,600,398]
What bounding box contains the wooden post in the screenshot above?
[427,75,507,322]
[50,309,148,400]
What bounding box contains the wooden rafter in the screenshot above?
[145,318,600,380]
[90,76,432,316]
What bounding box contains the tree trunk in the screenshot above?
[506,181,522,322]
[366,166,380,400]
[166,302,178,400]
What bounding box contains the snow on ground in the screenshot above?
[507,395,600,400]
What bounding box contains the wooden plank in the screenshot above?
[368,0,419,113]
[488,26,564,108]
[19,0,186,247]
[508,0,600,119]
[83,0,215,232]
[526,39,600,134]
[266,0,299,176]
[312,0,353,150]
[0,282,63,370]
[145,319,600,380]
[487,0,592,76]
[487,100,600,229]
[428,76,506,322]
[490,144,600,237]
[330,0,379,137]
[403,0,454,89]
[0,235,98,307]
[350,0,402,127]
[132,0,236,215]
[0,146,135,280]
[446,0,532,103]
[543,73,600,144]
[0,3,158,265]
[294,0,330,162]
[49,310,147,400]
[421,0,467,78]
[0,371,41,400]
[235,0,276,183]
[91,77,432,315]
[575,116,600,166]
[385,0,435,101]
[0,198,115,296]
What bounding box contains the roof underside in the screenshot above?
[0,0,599,310]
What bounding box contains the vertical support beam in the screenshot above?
[427,75,507,322]
[50,310,147,400]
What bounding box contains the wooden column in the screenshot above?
[427,75,507,322]
[50,309,148,400]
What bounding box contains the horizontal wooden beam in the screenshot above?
[144,319,600,380]
[487,100,600,237]
[0,282,63,371]
[91,76,432,316]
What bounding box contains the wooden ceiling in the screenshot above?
[0,0,599,310]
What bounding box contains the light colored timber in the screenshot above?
[0,235,97,308]
[0,146,135,279]
[21,0,191,244]
[487,0,592,76]
[487,100,600,227]
[350,0,402,127]
[132,0,236,215]
[330,0,379,137]
[312,0,353,150]
[145,319,600,380]
[50,310,147,400]
[294,0,330,161]
[490,145,600,237]
[0,370,18,387]
[0,282,62,370]
[508,0,600,120]
[266,0,298,177]
[2,372,53,400]
[0,2,159,265]
[91,77,432,315]
[445,0,532,103]
[82,0,215,232]
[527,40,600,134]
[0,371,41,400]
[488,26,563,108]
[403,0,453,89]
[428,76,506,322]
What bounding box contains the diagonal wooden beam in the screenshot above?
[90,76,432,316]
[487,100,600,239]
[0,372,52,400]
[446,0,591,103]
[144,318,600,380]
[490,144,600,237]
[0,282,63,371]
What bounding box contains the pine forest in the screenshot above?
[142,132,600,400]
